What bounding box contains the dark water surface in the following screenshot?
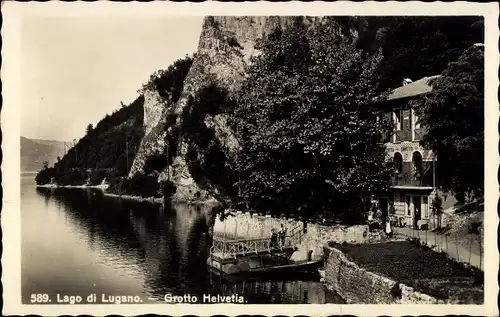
[21,173,343,304]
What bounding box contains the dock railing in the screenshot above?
[210,224,304,259]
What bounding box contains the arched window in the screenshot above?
[412,151,423,180]
[393,152,403,174]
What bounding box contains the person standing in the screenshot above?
[385,220,392,239]
[271,228,278,248]
[278,224,287,247]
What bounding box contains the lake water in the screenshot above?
[21,173,343,304]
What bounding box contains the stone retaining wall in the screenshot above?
[324,245,440,304]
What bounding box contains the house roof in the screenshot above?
[385,75,441,101]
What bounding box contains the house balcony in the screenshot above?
[390,172,433,189]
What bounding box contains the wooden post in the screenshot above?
[223,220,227,257]
[468,234,472,265]
[432,152,436,189]
[479,237,482,270]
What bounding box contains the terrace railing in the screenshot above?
[210,224,304,259]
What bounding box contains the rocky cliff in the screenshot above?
[130,16,307,203]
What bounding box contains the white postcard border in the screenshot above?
[1,1,498,316]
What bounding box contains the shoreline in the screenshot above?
[35,183,220,206]
[103,192,163,205]
[36,183,163,204]
[37,183,109,190]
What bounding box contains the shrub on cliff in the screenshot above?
[139,55,193,103]
[231,17,393,224]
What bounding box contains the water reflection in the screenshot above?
[22,174,342,304]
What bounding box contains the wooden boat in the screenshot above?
[249,260,323,274]
[209,259,324,283]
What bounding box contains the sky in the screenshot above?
[21,16,204,142]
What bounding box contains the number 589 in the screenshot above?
[30,293,50,303]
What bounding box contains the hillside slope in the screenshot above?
[35,95,145,185]
[21,137,65,172]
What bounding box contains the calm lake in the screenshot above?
[21,172,343,304]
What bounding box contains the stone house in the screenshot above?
[373,76,444,229]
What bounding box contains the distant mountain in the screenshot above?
[21,137,66,172]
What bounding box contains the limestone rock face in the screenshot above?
[128,89,172,177]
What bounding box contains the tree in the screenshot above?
[86,124,94,135]
[231,18,393,224]
[371,16,483,91]
[43,161,49,169]
[415,45,484,202]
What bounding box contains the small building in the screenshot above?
[374,76,442,229]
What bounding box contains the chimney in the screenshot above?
[403,78,413,86]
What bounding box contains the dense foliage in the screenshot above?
[230,18,393,224]
[35,95,145,185]
[415,45,484,202]
[143,152,169,176]
[367,16,484,91]
[107,173,160,198]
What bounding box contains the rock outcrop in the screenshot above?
[128,89,172,176]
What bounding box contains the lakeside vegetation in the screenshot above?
[35,16,484,223]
